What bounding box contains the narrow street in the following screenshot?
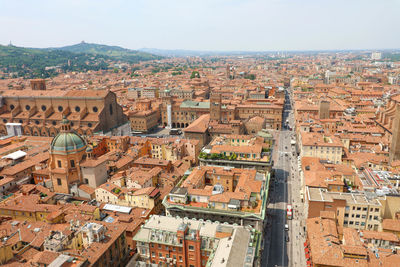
[262,87,307,267]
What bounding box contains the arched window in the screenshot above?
[58,106,63,112]
[25,105,30,111]
[75,106,80,112]
[41,105,46,111]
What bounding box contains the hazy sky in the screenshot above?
[0,0,399,51]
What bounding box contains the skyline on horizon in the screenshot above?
[1,0,400,52]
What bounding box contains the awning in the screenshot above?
[2,150,27,160]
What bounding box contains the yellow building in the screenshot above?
[300,132,343,164]
[125,187,161,211]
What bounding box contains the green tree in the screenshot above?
[190,71,200,79]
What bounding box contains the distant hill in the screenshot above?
[0,42,161,79]
[56,42,162,63]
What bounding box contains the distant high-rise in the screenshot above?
[319,100,330,120]
[390,104,400,162]
[371,52,382,60]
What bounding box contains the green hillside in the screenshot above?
[0,42,161,79]
[56,42,162,63]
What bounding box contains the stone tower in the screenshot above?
[319,100,330,120]
[390,104,400,163]
[210,92,222,123]
[30,79,46,90]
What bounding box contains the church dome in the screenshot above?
[50,117,86,155]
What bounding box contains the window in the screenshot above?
[52,121,56,126]
[93,106,98,112]
[58,106,63,112]
[41,105,46,111]
[356,215,360,218]
[10,104,14,110]
[2,119,7,123]
[357,207,361,211]
[375,208,379,212]
[349,221,354,225]
[57,178,62,186]
[188,245,194,251]
[363,207,367,211]
[151,252,155,257]
[179,256,183,262]
[25,105,30,111]
[109,104,113,115]
[159,252,162,257]
[70,160,75,168]
[57,160,62,168]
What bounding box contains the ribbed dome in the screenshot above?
[50,132,86,155]
[50,116,86,155]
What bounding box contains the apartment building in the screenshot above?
[163,166,269,231]
[305,214,400,267]
[306,187,384,231]
[149,137,200,162]
[133,215,258,267]
[199,134,272,172]
[300,132,343,163]
[129,109,159,132]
